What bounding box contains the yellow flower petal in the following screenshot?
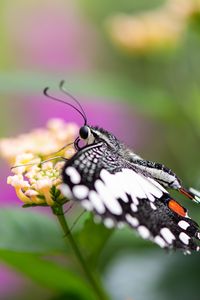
[1,118,78,206]
[15,188,33,204]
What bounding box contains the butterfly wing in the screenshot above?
[129,158,200,204]
[61,143,200,252]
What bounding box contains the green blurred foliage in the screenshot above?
[78,0,165,24]
[0,250,96,300]
[75,215,112,269]
[0,208,66,253]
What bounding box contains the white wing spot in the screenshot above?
[150,202,157,210]
[104,218,115,228]
[81,200,93,211]
[154,236,167,248]
[95,179,122,215]
[160,227,175,244]
[73,185,89,199]
[146,193,155,202]
[89,191,106,214]
[178,220,190,230]
[100,168,165,209]
[121,169,146,200]
[60,184,72,199]
[138,226,150,239]
[125,214,139,227]
[100,169,128,203]
[133,197,139,205]
[130,203,138,212]
[179,232,190,245]
[65,167,81,184]
[117,222,125,229]
[134,173,163,201]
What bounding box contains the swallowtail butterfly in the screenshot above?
[44,81,200,254]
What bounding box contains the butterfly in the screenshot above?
[44,81,200,254]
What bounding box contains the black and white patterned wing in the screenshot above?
[61,143,200,252]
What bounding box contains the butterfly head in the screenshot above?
[79,125,109,145]
[43,81,122,151]
[79,125,121,151]
[79,125,95,145]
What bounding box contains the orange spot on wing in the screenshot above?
[168,199,186,217]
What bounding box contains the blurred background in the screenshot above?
[0,0,200,299]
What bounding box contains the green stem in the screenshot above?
[52,205,109,300]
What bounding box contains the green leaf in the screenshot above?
[0,208,67,253]
[0,250,96,300]
[75,215,113,268]
[99,227,154,270]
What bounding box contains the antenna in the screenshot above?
[43,81,87,125]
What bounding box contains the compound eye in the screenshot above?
[79,126,90,140]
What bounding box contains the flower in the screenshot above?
[167,0,200,20]
[0,118,78,164]
[0,118,78,206]
[106,12,185,54]
[106,0,200,55]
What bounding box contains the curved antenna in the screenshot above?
[43,87,87,125]
[11,139,78,171]
[48,140,77,156]
[59,80,87,124]
[11,161,40,170]
[11,156,68,171]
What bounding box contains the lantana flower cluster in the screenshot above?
[0,119,78,206]
[106,0,200,54]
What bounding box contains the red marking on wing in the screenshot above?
[179,188,193,200]
[168,199,186,217]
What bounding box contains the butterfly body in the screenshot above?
[61,125,200,253]
[43,82,200,253]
